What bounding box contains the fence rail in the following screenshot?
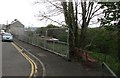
[15,34,118,78]
[16,35,69,57]
[102,62,118,78]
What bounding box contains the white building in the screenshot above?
[9,19,25,36]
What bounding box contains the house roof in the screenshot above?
[11,20,24,28]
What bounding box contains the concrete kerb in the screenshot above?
[13,41,46,78]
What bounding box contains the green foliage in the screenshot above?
[100,2,120,60]
[91,52,120,77]
[35,24,68,42]
[85,27,119,76]
[86,28,118,56]
[35,24,60,36]
[46,24,60,28]
[100,2,120,30]
[48,29,68,42]
[35,27,46,36]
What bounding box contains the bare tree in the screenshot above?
[35,0,103,59]
[34,0,65,26]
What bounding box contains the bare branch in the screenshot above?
[86,2,92,18]
[90,6,101,18]
[42,15,66,26]
[91,12,103,18]
[47,0,63,9]
[86,2,94,24]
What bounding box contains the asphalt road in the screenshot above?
[2,41,31,76]
[14,38,102,76]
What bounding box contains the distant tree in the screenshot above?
[46,24,60,28]
[35,27,43,36]
[35,24,60,36]
[100,1,120,59]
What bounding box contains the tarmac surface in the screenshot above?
[14,38,103,77]
[2,41,31,76]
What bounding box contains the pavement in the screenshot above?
[14,38,103,77]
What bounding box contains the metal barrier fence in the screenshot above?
[16,35,69,57]
[102,62,118,78]
[15,34,118,78]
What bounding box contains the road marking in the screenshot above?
[23,53,38,77]
[12,41,46,77]
[11,42,37,78]
[25,49,46,77]
[13,41,46,77]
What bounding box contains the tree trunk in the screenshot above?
[62,1,75,60]
[68,2,75,59]
[74,2,79,47]
[80,27,87,49]
[80,1,86,49]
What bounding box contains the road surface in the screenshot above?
[14,38,102,76]
[2,41,31,76]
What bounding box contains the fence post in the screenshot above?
[28,36,30,43]
[53,41,55,51]
[31,37,33,44]
[44,38,46,48]
[37,37,38,46]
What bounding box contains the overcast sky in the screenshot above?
[0,0,46,27]
[0,0,106,28]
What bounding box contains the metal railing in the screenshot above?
[16,35,69,57]
[15,34,119,78]
[102,62,118,78]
